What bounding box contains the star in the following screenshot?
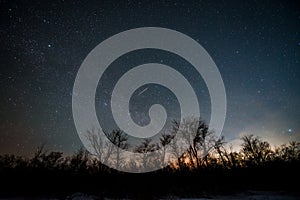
[0,0,299,158]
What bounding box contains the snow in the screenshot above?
[1,191,298,200]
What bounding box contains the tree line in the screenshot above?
[81,118,299,172]
[0,118,299,198]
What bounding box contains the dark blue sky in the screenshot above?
[0,0,299,155]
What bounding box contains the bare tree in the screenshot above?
[275,141,300,162]
[213,136,227,167]
[169,120,186,170]
[241,134,272,165]
[107,129,128,170]
[178,118,216,168]
[70,148,90,172]
[158,133,174,166]
[86,128,129,170]
[86,128,114,165]
[30,143,47,168]
[213,138,243,169]
[135,138,158,170]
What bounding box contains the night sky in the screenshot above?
[1,0,299,156]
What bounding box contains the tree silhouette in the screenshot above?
[107,129,128,170]
[173,118,217,169]
[241,135,272,165]
[134,138,158,170]
[30,143,47,168]
[159,133,174,166]
[86,128,129,171]
[0,119,299,198]
[274,141,300,162]
[86,128,114,165]
[70,148,89,172]
[168,120,186,170]
[213,136,228,167]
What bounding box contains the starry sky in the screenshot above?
[1,0,299,156]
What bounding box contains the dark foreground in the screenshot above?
[1,135,299,199]
[1,163,299,199]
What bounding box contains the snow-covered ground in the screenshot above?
[162,191,299,200]
[1,191,299,200]
[65,191,298,200]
